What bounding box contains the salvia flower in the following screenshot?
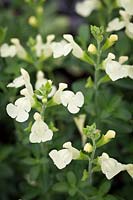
[29,112,53,143]
[75,0,100,17]
[99,152,133,179]
[61,90,84,114]
[118,0,133,15]
[7,75,24,88]
[0,43,16,57]
[11,38,27,59]
[63,34,84,58]
[51,40,72,58]
[53,83,84,114]
[53,83,68,104]
[6,89,31,122]
[107,10,133,39]
[104,53,133,81]
[49,141,80,169]
[20,68,34,105]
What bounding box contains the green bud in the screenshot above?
[90,25,104,43]
[85,76,94,88]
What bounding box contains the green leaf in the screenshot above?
[67,171,77,186]
[99,181,111,196]
[29,165,40,180]
[77,24,90,48]
[0,27,7,44]
[104,195,118,200]
[81,169,88,181]
[53,182,68,193]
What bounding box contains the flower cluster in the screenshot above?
[107,1,133,39]
[6,68,84,148]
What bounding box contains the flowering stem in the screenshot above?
[88,138,96,185]
[94,40,102,121]
[40,104,46,120]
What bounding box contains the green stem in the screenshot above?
[88,138,96,185]
[94,41,102,119]
[40,104,45,120]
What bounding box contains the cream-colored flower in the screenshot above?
[42,34,55,58]
[75,0,100,17]
[126,164,133,178]
[118,0,133,15]
[53,83,68,104]
[35,34,44,57]
[29,112,53,143]
[7,75,24,88]
[6,96,31,123]
[49,141,80,169]
[61,91,84,114]
[104,53,133,81]
[20,68,34,104]
[107,10,133,39]
[63,34,84,58]
[99,152,133,179]
[0,43,16,57]
[51,40,72,58]
[11,38,27,59]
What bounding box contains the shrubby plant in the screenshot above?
[0,0,133,200]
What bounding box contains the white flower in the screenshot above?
[6,95,31,122]
[126,164,133,178]
[107,18,125,32]
[11,38,27,59]
[61,91,84,114]
[104,53,133,81]
[107,10,133,39]
[53,83,68,104]
[99,152,133,179]
[49,141,80,169]
[43,34,55,58]
[0,43,16,57]
[35,71,56,98]
[20,68,34,104]
[51,40,72,58]
[53,83,84,113]
[75,0,100,17]
[118,0,133,15]
[35,34,44,57]
[29,112,53,143]
[35,70,47,89]
[7,75,24,88]
[63,34,84,58]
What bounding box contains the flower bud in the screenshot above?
[88,44,97,54]
[36,6,43,14]
[108,34,118,43]
[102,35,118,51]
[84,143,93,153]
[104,130,116,141]
[28,16,38,27]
